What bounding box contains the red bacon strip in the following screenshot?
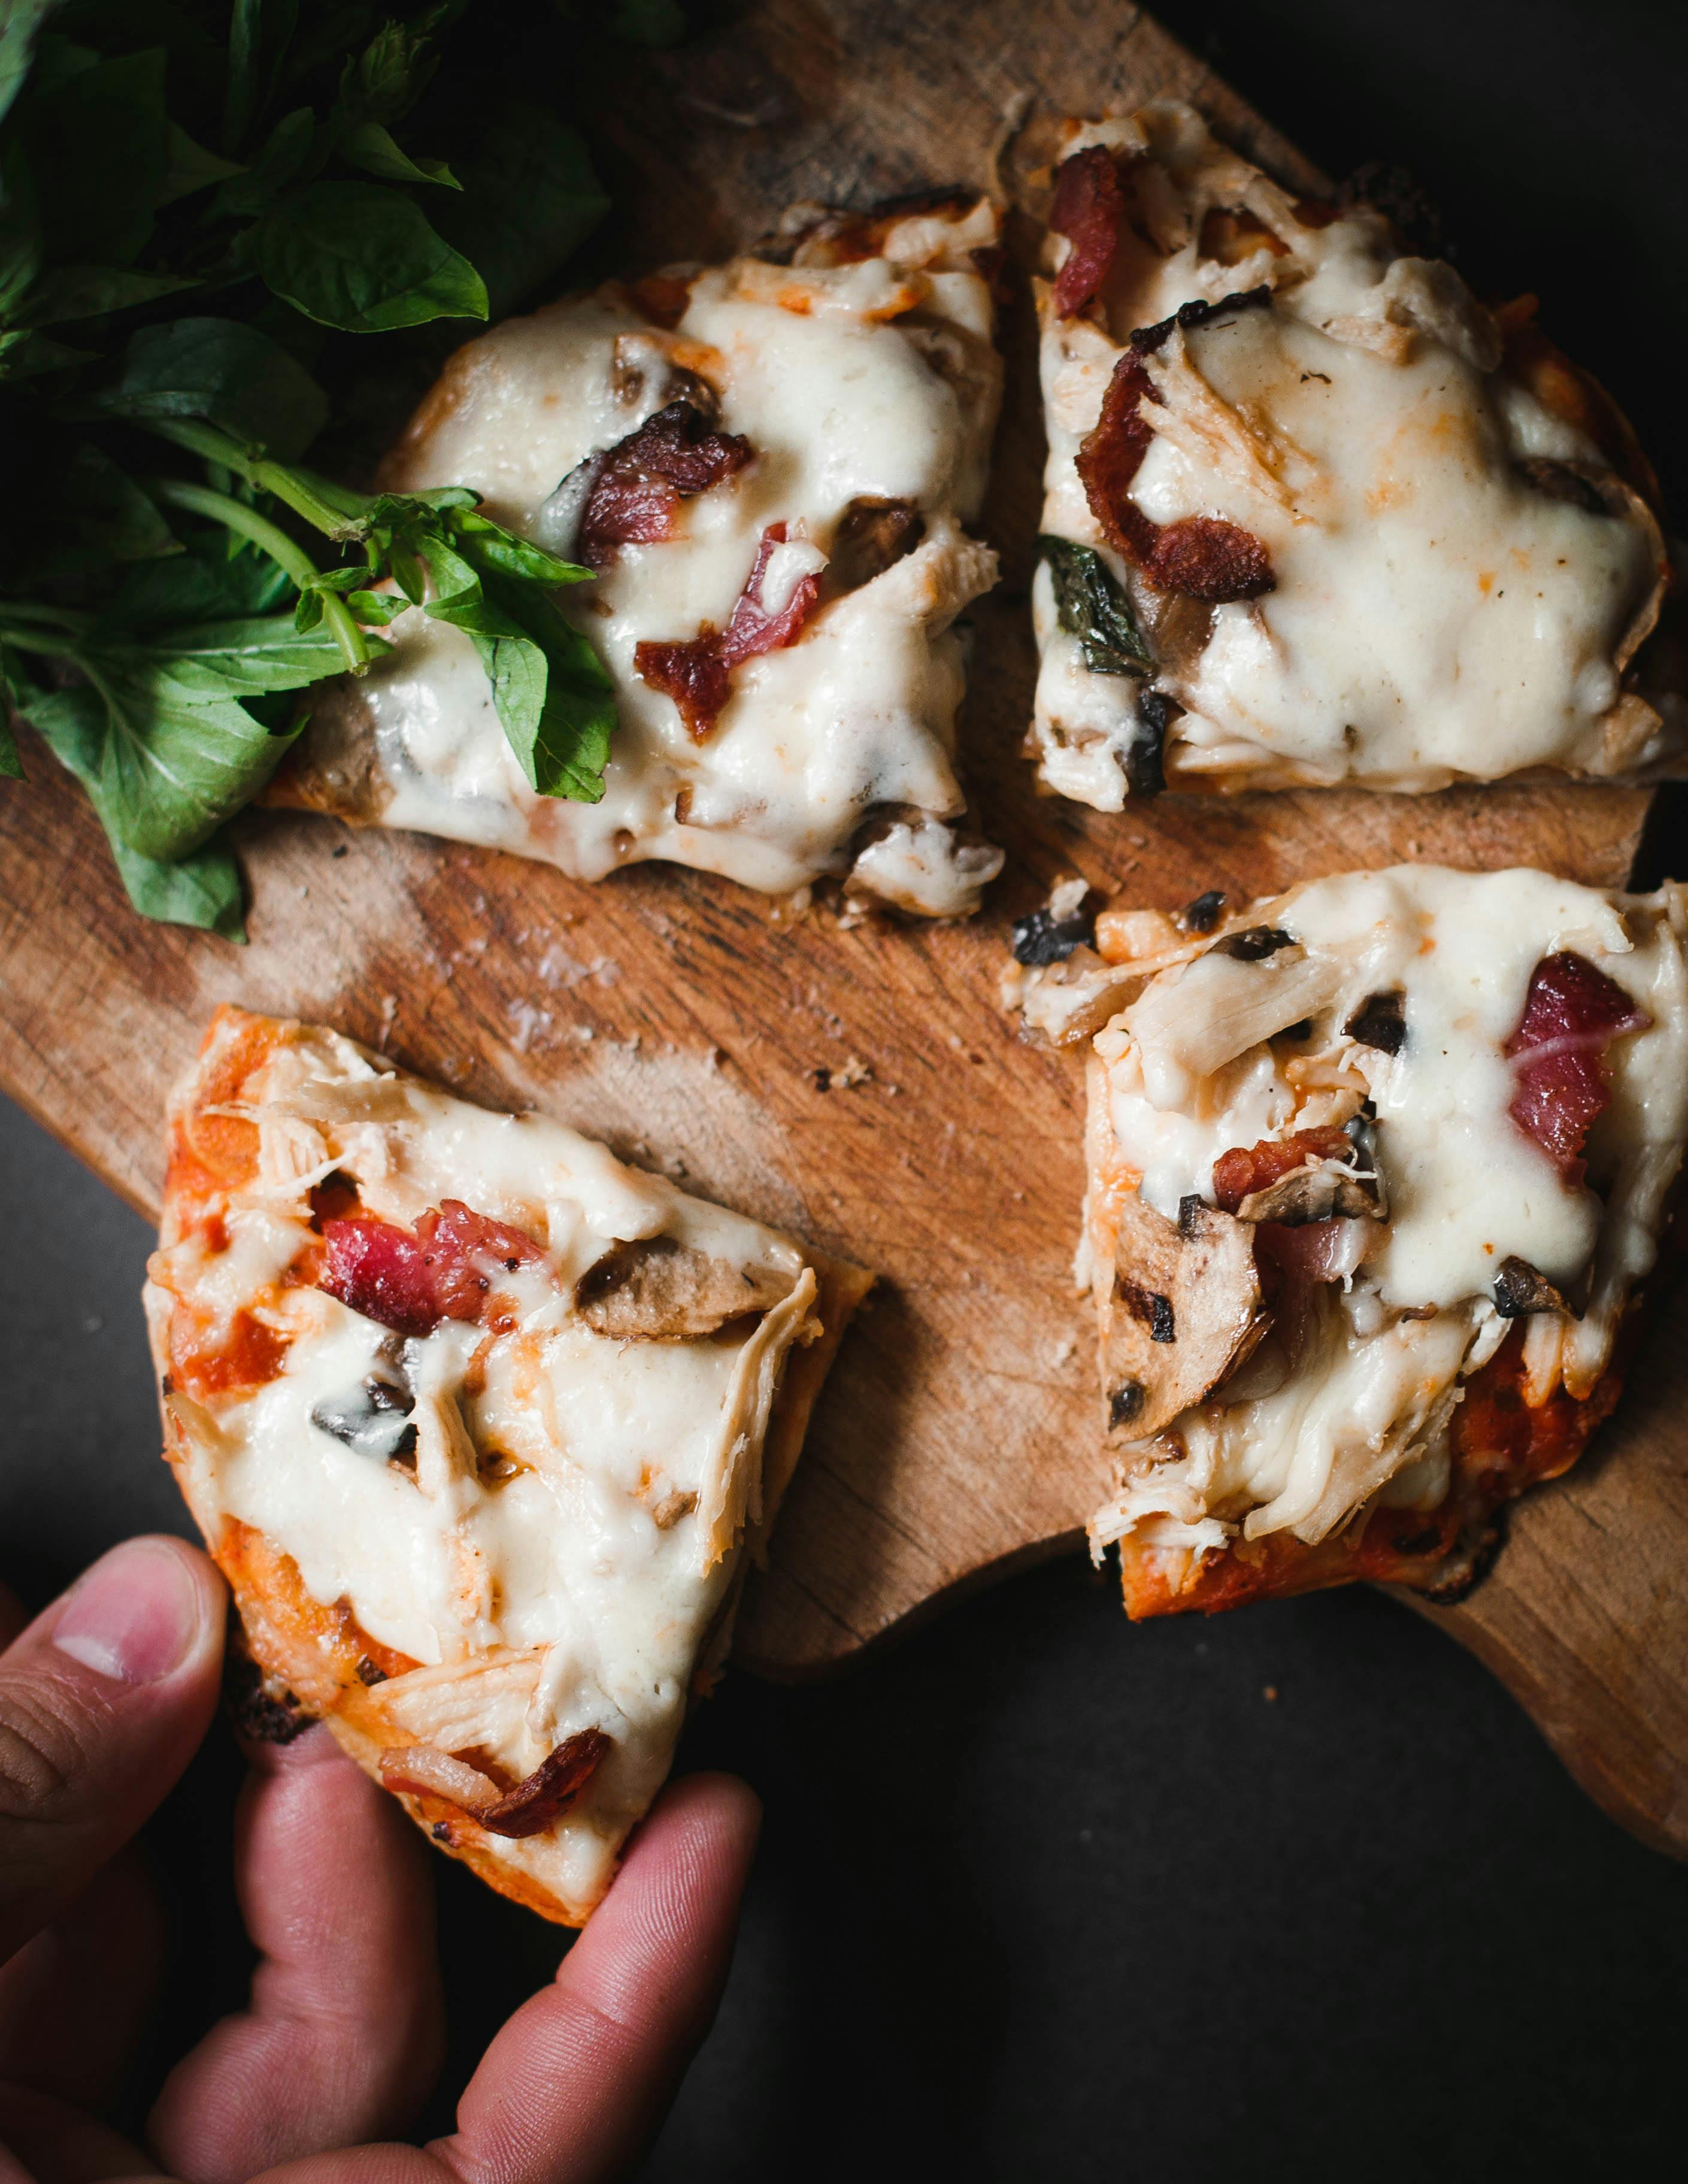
[320,1201,547,1339]
[577,400,753,569]
[1211,1126,1353,1215]
[1505,952,1648,1185]
[635,521,823,741]
[1074,296,1277,604]
[1050,145,1127,318]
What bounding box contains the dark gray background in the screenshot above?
[4,1,1687,2176]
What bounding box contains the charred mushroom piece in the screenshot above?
[1012,902,1095,966]
[310,1373,417,1463]
[1234,1160,1380,1226]
[1344,989,1407,1054]
[1492,1255,1579,1319]
[1179,890,1227,934]
[1102,1191,1264,1442]
[828,496,926,593]
[1126,688,1174,797]
[1219,925,1294,961]
[576,1234,798,1340]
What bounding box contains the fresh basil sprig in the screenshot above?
[0,1,614,938]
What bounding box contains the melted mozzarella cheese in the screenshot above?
[1088,867,1688,1555]
[1032,102,1672,806]
[148,1025,820,1909]
[299,204,1005,916]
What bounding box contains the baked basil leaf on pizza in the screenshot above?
[1005,867,1688,1616]
[144,1007,869,1922]
[273,192,1006,917]
[1030,102,1680,807]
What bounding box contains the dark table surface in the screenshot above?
[4,2,1687,2176]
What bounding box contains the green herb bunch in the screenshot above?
[0,0,631,938]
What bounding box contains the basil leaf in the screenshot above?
[0,325,93,376]
[110,829,246,938]
[223,0,298,154]
[59,441,180,562]
[450,508,591,587]
[23,47,172,264]
[254,179,487,332]
[97,316,329,459]
[481,575,614,802]
[131,613,360,699]
[212,103,313,218]
[1038,534,1154,677]
[158,119,244,207]
[101,533,293,627]
[432,103,605,317]
[20,668,296,860]
[0,0,60,128]
[0,138,40,314]
[10,262,200,327]
[337,118,457,189]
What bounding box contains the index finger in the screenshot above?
[434,1772,761,2184]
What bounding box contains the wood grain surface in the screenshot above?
[1,0,1683,1856]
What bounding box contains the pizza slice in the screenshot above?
[273,192,1006,918]
[144,1006,870,1922]
[1029,101,1680,808]
[1004,866,1688,1616]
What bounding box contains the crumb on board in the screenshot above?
[1263,1685,1279,1703]
[811,1055,873,1091]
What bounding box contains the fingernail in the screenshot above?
[51,1541,205,1686]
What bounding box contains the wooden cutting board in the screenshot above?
[2,0,1684,1860]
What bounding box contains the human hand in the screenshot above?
[0,1536,761,2183]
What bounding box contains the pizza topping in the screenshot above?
[1049,145,1128,318]
[1492,1255,1577,1320]
[310,1372,418,1464]
[573,399,754,569]
[827,496,926,594]
[1212,1126,1358,1217]
[1103,1190,1263,1442]
[575,1234,798,1340]
[1011,878,1096,967]
[635,521,825,740]
[1179,889,1226,933]
[1344,990,1407,1054]
[1037,535,1153,677]
[320,1202,548,1339]
[1075,340,1276,605]
[378,1728,609,1837]
[1504,951,1649,1184]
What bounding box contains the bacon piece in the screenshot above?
[1504,951,1649,1184]
[577,400,754,569]
[321,1201,548,1338]
[1050,145,1127,318]
[379,1727,610,1839]
[635,521,823,740]
[1074,293,1277,604]
[1211,1126,1354,1216]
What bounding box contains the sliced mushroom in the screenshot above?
[1235,1160,1381,1226]
[827,496,926,594]
[1492,1255,1581,1320]
[1101,1190,1265,1442]
[575,1234,798,1340]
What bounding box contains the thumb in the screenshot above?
[0,1536,225,1966]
